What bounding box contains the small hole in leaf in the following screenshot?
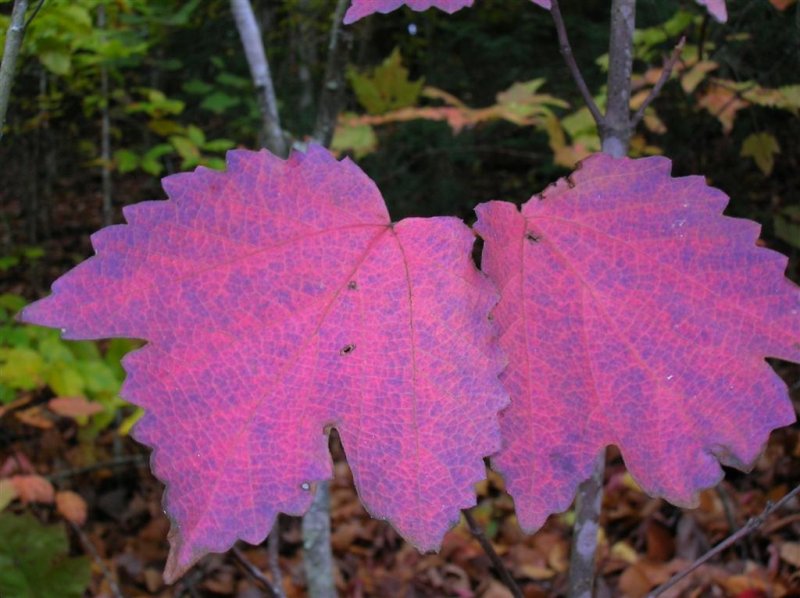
[301,483,310,491]
[348,280,357,290]
[525,232,540,243]
[340,344,356,355]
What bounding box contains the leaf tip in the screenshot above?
[16,297,53,329]
[342,4,360,24]
[163,526,203,585]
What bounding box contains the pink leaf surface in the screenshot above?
[342,0,725,24]
[343,0,550,24]
[475,154,798,533]
[696,0,727,22]
[344,0,473,23]
[21,145,507,581]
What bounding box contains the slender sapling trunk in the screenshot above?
[312,0,351,146]
[302,480,337,598]
[301,3,353,592]
[98,4,113,228]
[0,0,29,143]
[230,0,287,156]
[564,0,636,595]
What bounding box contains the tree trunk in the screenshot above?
[312,0,351,147]
[567,452,606,598]
[601,0,636,157]
[98,4,113,228]
[230,0,287,156]
[0,0,29,143]
[301,3,353,589]
[302,480,337,598]
[568,1,636,596]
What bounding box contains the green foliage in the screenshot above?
[0,295,135,433]
[741,132,780,175]
[184,72,253,115]
[335,77,568,163]
[633,10,698,60]
[774,206,800,250]
[348,48,425,115]
[1,0,227,180]
[112,88,234,174]
[0,246,44,272]
[182,64,263,140]
[0,512,90,598]
[494,79,569,121]
[332,119,378,158]
[0,0,150,80]
[22,3,95,76]
[0,0,796,265]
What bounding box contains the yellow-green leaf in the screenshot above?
[46,362,84,397]
[741,132,780,175]
[39,51,71,75]
[332,122,378,158]
[347,48,424,115]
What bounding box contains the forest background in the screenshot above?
[0,0,799,596]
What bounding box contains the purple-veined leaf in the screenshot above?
[21,145,508,581]
[476,154,798,533]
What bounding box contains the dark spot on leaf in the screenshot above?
[525,232,540,243]
[340,344,356,355]
[348,280,358,290]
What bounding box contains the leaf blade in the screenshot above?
[20,145,506,581]
[476,154,798,532]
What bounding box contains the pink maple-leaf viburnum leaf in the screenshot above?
[20,145,507,582]
[343,0,550,25]
[475,154,798,534]
[696,0,727,22]
[342,0,726,25]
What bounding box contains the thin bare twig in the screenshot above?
[697,13,709,61]
[47,454,149,482]
[174,568,205,598]
[24,0,46,29]
[302,481,336,598]
[649,484,800,597]
[0,0,30,143]
[715,483,750,560]
[231,545,280,598]
[630,36,685,128]
[566,0,636,592]
[567,450,606,598]
[463,509,523,598]
[312,0,352,146]
[230,0,287,155]
[549,0,605,128]
[69,521,124,598]
[268,525,284,595]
